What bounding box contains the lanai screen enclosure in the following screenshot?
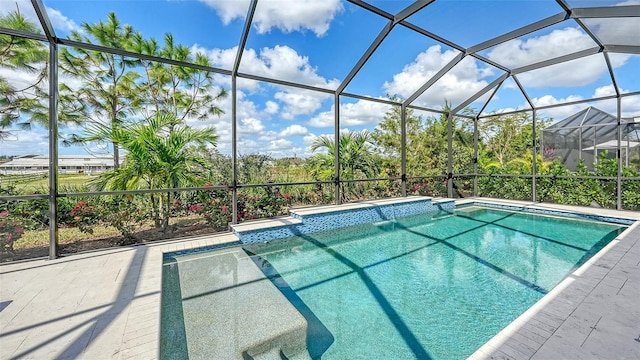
[0,0,639,261]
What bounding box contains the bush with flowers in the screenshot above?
[68,199,100,234]
[0,210,24,254]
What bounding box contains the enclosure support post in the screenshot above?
[334,93,341,205]
[447,112,453,198]
[231,76,238,224]
[532,109,537,202]
[617,97,622,210]
[230,0,257,224]
[400,104,407,197]
[48,42,59,260]
[473,116,479,197]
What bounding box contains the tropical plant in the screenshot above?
[308,130,380,201]
[90,112,218,230]
[371,96,423,177]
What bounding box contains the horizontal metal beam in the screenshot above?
[512,47,601,74]
[476,90,640,119]
[237,72,336,94]
[467,12,569,54]
[232,180,334,188]
[604,45,640,54]
[0,194,49,201]
[572,5,640,18]
[0,26,48,41]
[58,38,233,75]
[406,103,451,116]
[340,92,401,106]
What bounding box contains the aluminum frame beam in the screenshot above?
[31,0,56,43]
[230,0,258,224]
[48,42,59,259]
[467,12,569,54]
[452,73,509,115]
[394,0,435,25]
[0,26,47,41]
[512,47,601,75]
[337,20,394,94]
[572,5,640,18]
[403,52,465,106]
[604,45,640,54]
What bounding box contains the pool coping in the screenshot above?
[1,198,638,359]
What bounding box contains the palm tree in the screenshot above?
[309,130,380,201]
[92,112,218,230]
[0,10,48,133]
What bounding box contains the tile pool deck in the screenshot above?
[0,198,638,359]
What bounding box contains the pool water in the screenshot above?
[242,207,625,359]
[161,206,626,360]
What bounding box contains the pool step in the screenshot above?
[170,248,312,360]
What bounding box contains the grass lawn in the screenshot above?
[9,174,94,193]
[15,225,122,250]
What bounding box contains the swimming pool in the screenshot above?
[161,205,627,359]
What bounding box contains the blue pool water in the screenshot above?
[161,206,627,359]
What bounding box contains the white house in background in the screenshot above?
[0,155,114,175]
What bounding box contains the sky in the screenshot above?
[1,0,639,158]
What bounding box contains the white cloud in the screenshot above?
[593,85,617,98]
[274,90,327,120]
[191,44,237,71]
[383,46,494,108]
[308,99,392,128]
[518,54,625,88]
[528,90,640,120]
[198,0,343,36]
[238,118,264,134]
[488,27,631,88]
[0,0,79,33]
[307,111,334,128]
[384,46,459,98]
[194,44,339,96]
[488,27,596,68]
[264,101,279,115]
[279,125,308,137]
[303,133,318,145]
[46,7,80,33]
[240,45,339,89]
[0,129,48,156]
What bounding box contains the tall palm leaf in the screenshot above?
[309,130,380,200]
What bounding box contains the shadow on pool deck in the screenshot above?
[3,245,151,359]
